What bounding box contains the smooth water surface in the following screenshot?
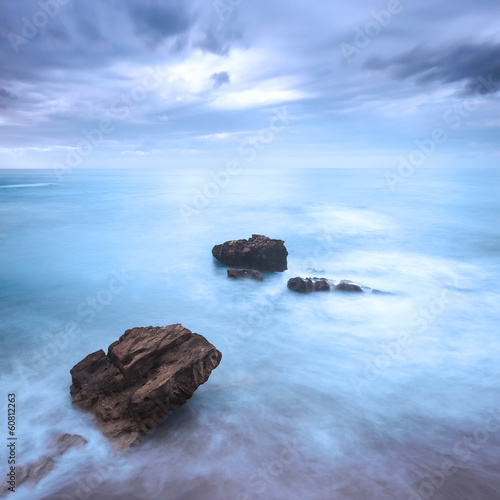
[1,167,499,500]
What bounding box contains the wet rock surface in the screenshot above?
[212,234,288,272]
[70,324,222,449]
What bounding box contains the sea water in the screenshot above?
[0,167,499,500]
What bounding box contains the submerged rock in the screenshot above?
[0,434,86,497]
[335,280,363,293]
[12,457,55,493]
[47,433,87,457]
[0,457,55,497]
[288,277,389,294]
[371,289,393,295]
[70,324,222,449]
[227,269,264,281]
[212,234,288,272]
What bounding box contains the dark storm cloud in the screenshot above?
[127,0,193,47]
[197,29,230,56]
[210,71,230,89]
[366,41,500,95]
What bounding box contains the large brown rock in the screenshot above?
[70,324,222,449]
[212,234,288,272]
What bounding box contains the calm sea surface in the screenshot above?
[1,167,499,500]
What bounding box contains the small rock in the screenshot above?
[0,457,55,497]
[227,269,263,281]
[288,277,310,293]
[47,434,87,457]
[288,277,390,295]
[313,279,331,291]
[287,277,331,293]
[372,289,393,295]
[335,280,363,293]
[16,457,56,487]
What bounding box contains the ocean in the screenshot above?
[1,167,499,500]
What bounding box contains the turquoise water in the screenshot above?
[1,167,500,499]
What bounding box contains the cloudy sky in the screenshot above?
[0,0,499,170]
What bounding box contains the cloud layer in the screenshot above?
[0,0,499,168]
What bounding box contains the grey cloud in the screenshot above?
[0,88,17,108]
[0,0,217,83]
[198,30,227,55]
[128,0,193,46]
[366,41,500,95]
[0,88,17,100]
[75,16,106,46]
[210,71,230,88]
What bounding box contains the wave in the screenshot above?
[0,183,56,189]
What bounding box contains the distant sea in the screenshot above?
[1,167,499,500]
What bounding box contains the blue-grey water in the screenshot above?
[1,167,499,500]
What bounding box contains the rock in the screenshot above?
[70,324,222,449]
[288,277,309,293]
[0,457,56,497]
[288,277,390,295]
[0,434,86,497]
[313,279,331,291]
[47,434,87,457]
[335,280,363,293]
[287,277,331,293]
[16,457,55,490]
[227,269,263,281]
[19,456,55,480]
[212,234,288,272]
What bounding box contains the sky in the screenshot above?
[0,0,499,170]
